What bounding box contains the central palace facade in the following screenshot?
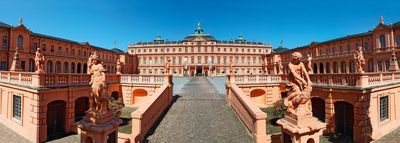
[127,23,272,77]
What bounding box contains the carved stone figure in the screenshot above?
[116,59,122,74]
[284,52,312,113]
[354,46,365,73]
[229,59,235,74]
[306,53,313,74]
[278,60,283,74]
[34,47,45,73]
[87,51,110,114]
[10,47,22,71]
[165,58,171,74]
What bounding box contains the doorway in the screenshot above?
[47,100,66,140]
[196,66,202,76]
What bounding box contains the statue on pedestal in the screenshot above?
[116,59,122,74]
[278,61,283,74]
[165,58,171,75]
[229,59,235,74]
[10,47,22,72]
[35,47,45,73]
[77,51,122,143]
[306,53,313,74]
[284,52,312,113]
[277,52,325,143]
[87,51,110,114]
[354,46,365,73]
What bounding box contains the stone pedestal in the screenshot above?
[77,111,122,143]
[277,105,326,143]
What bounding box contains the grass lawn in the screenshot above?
[118,107,138,134]
[261,107,281,135]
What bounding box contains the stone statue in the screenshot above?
[284,52,312,113]
[278,60,283,74]
[229,59,235,74]
[34,47,45,73]
[306,53,313,74]
[165,58,171,75]
[87,51,110,114]
[354,46,365,73]
[116,59,122,74]
[10,47,22,71]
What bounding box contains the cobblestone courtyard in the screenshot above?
[145,77,253,143]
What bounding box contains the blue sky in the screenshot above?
[0,0,399,51]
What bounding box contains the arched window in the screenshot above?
[77,63,82,73]
[333,62,338,73]
[380,34,386,48]
[313,63,318,74]
[47,60,53,73]
[17,35,23,48]
[63,62,69,73]
[341,61,347,73]
[326,62,331,73]
[319,63,324,73]
[71,62,75,73]
[349,60,355,73]
[28,59,35,72]
[55,61,62,73]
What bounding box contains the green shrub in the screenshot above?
[109,97,124,117]
[273,98,287,119]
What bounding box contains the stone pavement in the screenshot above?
[0,123,31,143]
[145,77,253,143]
[374,127,400,143]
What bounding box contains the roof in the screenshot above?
[0,22,11,28]
[183,34,217,41]
[318,31,373,45]
[0,21,123,54]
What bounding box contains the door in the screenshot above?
[334,101,353,137]
[47,100,66,139]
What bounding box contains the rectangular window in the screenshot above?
[33,43,38,51]
[42,44,46,51]
[0,61,7,70]
[339,46,343,54]
[50,45,54,52]
[71,49,75,55]
[21,61,25,71]
[66,48,69,54]
[13,95,22,120]
[58,47,62,53]
[364,42,369,52]
[385,60,390,71]
[380,96,388,121]
[347,44,351,52]
[2,36,7,48]
[185,47,188,53]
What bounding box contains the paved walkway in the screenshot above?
[145,77,253,143]
[374,127,400,143]
[0,123,31,143]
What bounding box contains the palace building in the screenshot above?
[262,17,400,142]
[127,22,273,77]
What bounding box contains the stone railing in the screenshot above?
[229,74,282,84]
[0,71,171,88]
[120,74,165,84]
[0,71,36,86]
[278,72,400,88]
[131,75,173,142]
[226,75,269,143]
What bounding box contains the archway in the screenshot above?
[132,89,148,104]
[77,63,82,73]
[55,61,62,73]
[313,63,318,74]
[311,98,325,122]
[83,63,88,74]
[319,63,324,73]
[334,101,354,137]
[74,97,89,122]
[47,100,66,139]
[250,89,266,106]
